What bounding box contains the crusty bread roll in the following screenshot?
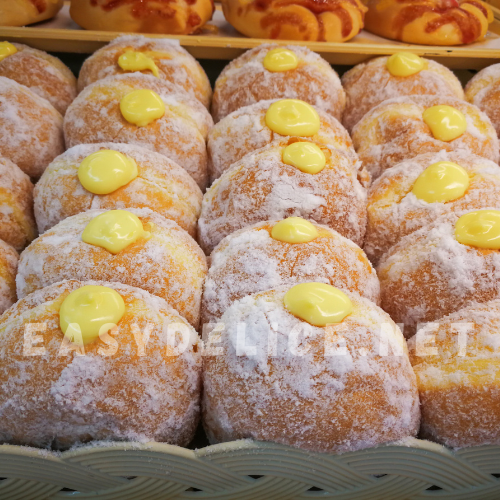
[0,0,63,26]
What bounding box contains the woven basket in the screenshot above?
[1,438,499,499]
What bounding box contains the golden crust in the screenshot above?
[0,0,63,26]
[0,279,201,449]
[0,239,18,315]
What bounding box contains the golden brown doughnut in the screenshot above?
[0,238,17,314]
[0,0,63,26]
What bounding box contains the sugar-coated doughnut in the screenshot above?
[365,151,500,264]
[0,0,63,26]
[352,95,499,181]
[0,279,201,448]
[78,35,211,108]
[0,156,36,251]
[207,99,356,183]
[0,77,64,179]
[64,73,213,189]
[203,285,420,453]
[34,143,202,237]
[0,239,17,314]
[342,54,464,133]
[202,220,379,325]
[17,208,207,328]
[211,44,345,123]
[199,141,367,254]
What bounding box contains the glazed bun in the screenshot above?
[212,44,345,123]
[64,74,213,189]
[203,285,420,453]
[78,35,211,108]
[0,239,18,314]
[70,0,214,35]
[199,141,367,254]
[220,0,367,42]
[364,0,492,46]
[202,219,379,325]
[342,54,464,133]
[34,143,202,237]
[365,152,500,264]
[0,279,201,449]
[352,95,499,181]
[0,0,63,26]
[0,157,36,251]
[408,300,500,448]
[0,77,64,179]
[207,99,356,183]
[0,42,76,115]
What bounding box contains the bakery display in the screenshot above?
[211,44,345,123]
[78,36,212,108]
[0,279,201,448]
[365,151,500,264]
[64,73,213,189]
[203,283,420,453]
[0,239,18,315]
[0,157,36,252]
[364,0,493,46]
[199,141,367,254]
[0,42,76,115]
[342,53,464,133]
[0,0,63,27]
[0,77,64,179]
[220,0,367,42]
[207,99,356,183]
[34,143,202,237]
[70,0,214,35]
[378,210,500,338]
[201,218,379,324]
[352,95,499,181]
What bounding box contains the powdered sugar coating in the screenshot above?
[207,99,356,183]
[378,211,500,338]
[365,151,500,264]
[352,95,499,181]
[17,208,207,327]
[78,35,211,108]
[211,44,345,123]
[64,73,213,189]
[342,56,464,133]
[34,143,202,236]
[0,77,64,178]
[203,286,420,453]
[202,220,379,324]
[198,142,367,254]
[0,156,36,251]
[0,279,201,449]
[408,300,500,448]
[0,239,18,315]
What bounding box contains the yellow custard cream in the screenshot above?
[271,217,319,243]
[282,142,326,174]
[118,51,160,77]
[263,48,299,72]
[120,89,165,127]
[422,105,467,142]
[0,42,17,62]
[455,210,500,250]
[265,99,320,136]
[386,53,424,77]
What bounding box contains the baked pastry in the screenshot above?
[199,141,367,254]
[207,99,356,183]
[34,143,202,237]
[0,42,76,115]
[220,0,367,42]
[0,239,18,314]
[0,157,36,251]
[70,0,214,35]
[408,300,500,448]
[364,0,493,46]
[64,74,213,189]
[0,279,201,448]
[203,283,420,453]
[0,0,63,26]
[352,95,499,181]
[378,209,500,338]
[365,151,500,264]
[78,35,211,108]
[211,44,345,123]
[201,218,379,324]
[17,208,207,327]
[0,77,64,179]
[342,53,464,133]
